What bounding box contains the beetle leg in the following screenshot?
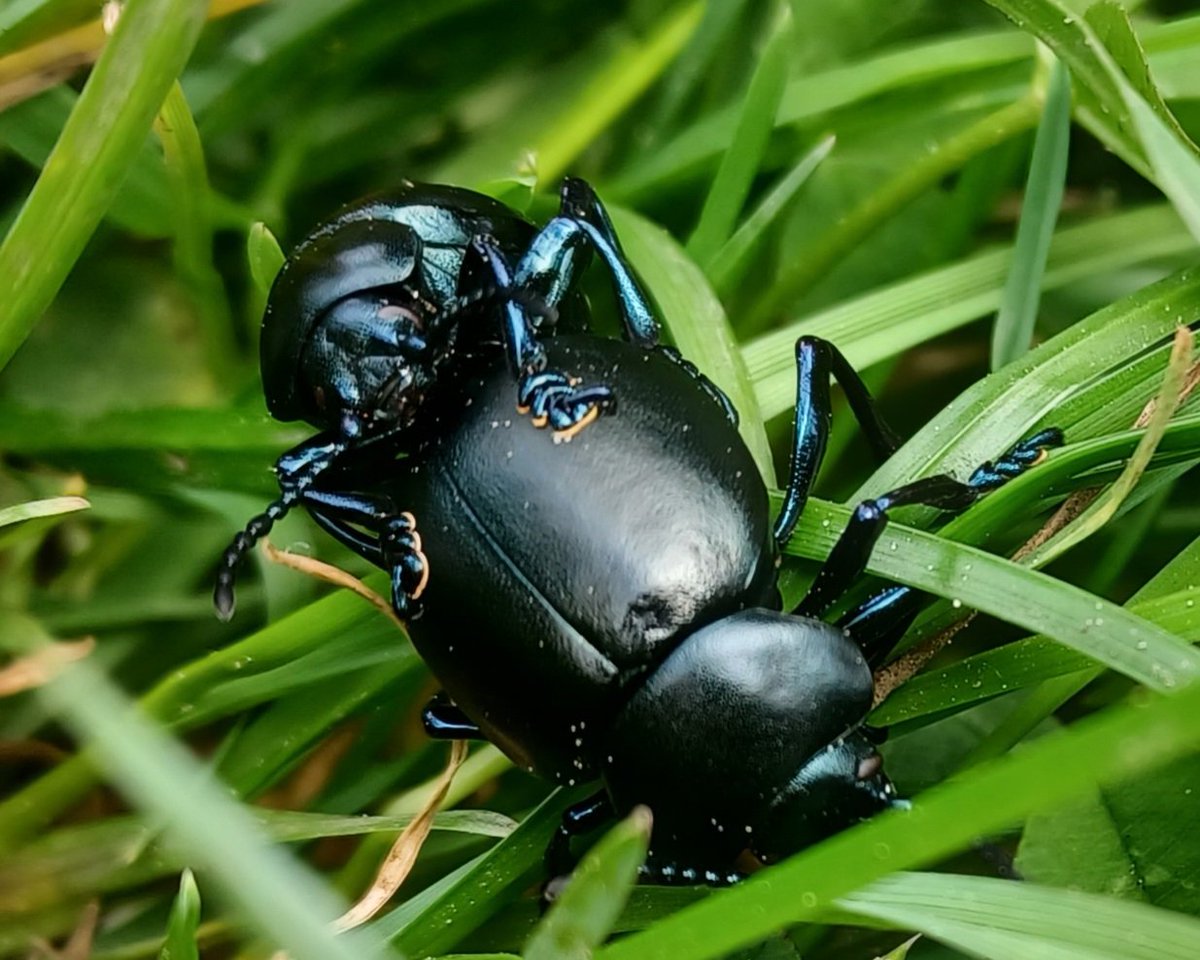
[837,584,925,669]
[793,428,1065,631]
[470,236,615,438]
[774,337,903,549]
[542,790,615,901]
[512,178,660,348]
[637,858,744,887]
[422,695,484,740]
[832,427,1066,665]
[298,489,430,620]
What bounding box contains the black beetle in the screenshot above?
[285,213,1063,882]
[214,178,730,620]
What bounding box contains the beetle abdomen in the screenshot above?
[439,337,777,667]
[393,336,777,779]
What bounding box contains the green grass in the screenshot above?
[1,1,1200,958]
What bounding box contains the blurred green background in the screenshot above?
[2,1,1200,958]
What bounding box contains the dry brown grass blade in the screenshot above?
[0,0,266,110]
[0,638,94,697]
[333,739,469,931]
[259,539,403,629]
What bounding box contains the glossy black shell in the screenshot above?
[601,608,874,860]
[381,335,779,781]
[260,182,542,425]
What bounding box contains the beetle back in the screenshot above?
[393,336,777,779]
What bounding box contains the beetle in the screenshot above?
[214,178,736,620]
[288,224,1063,883]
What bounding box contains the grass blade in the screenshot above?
[1022,326,1193,565]
[3,616,387,960]
[524,807,651,960]
[708,134,834,297]
[990,55,1071,371]
[685,2,791,266]
[0,495,89,528]
[0,0,208,370]
[160,870,201,960]
[780,496,1200,693]
[744,204,1195,424]
[532,2,701,187]
[610,205,775,484]
[839,872,1200,959]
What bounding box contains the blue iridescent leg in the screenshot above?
[470,235,615,438]
[838,585,925,669]
[514,179,737,423]
[774,337,902,550]
[797,428,1064,661]
[561,180,738,423]
[299,488,429,620]
[422,695,483,739]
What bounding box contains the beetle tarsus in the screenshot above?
[967,427,1065,492]
[637,860,744,887]
[803,426,1066,662]
[516,369,615,436]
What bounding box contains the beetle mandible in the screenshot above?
[214,178,730,619]
[279,184,1063,883]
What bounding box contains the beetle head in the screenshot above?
[297,287,441,433]
[261,216,444,434]
[751,729,901,863]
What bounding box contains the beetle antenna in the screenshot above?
[213,494,295,620]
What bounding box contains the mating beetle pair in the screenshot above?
[217,179,1061,884]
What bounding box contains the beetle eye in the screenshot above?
[856,753,883,781]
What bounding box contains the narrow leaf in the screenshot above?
[22,628,386,960]
[524,807,651,960]
[1022,325,1193,566]
[780,497,1200,694]
[709,135,834,297]
[610,205,775,485]
[840,872,1200,960]
[0,496,89,528]
[248,221,286,298]
[0,0,208,370]
[533,2,702,187]
[990,55,1071,371]
[686,2,791,265]
[159,869,201,960]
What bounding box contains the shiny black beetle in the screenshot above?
[257,185,1063,883]
[214,178,707,619]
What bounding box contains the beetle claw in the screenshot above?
[517,369,613,438]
